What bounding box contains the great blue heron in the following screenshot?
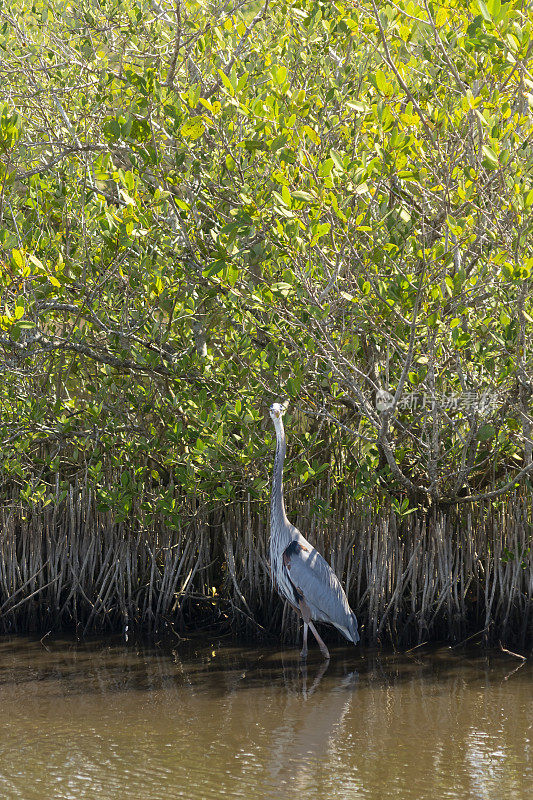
[269,401,360,659]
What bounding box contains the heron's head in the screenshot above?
[269,400,289,423]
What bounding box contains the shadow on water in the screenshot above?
[0,635,531,800]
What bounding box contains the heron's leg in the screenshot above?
[309,621,330,660]
[300,623,308,660]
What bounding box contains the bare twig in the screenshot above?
[499,641,526,661]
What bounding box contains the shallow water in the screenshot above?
[0,636,531,799]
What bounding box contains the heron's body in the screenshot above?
[269,402,360,659]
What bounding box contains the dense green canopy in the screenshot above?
[1,0,532,522]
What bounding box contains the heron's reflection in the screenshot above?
[300,657,330,699]
[263,656,359,798]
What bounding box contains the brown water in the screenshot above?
[0,637,531,800]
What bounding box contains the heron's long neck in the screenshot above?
[271,419,289,529]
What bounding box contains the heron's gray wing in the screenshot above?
[284,540,357,640]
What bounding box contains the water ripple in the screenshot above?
[0,638,531,800]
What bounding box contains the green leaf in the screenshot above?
[346,101,368,112]
[272,282,292,297]
[311,222,331,243]
[477,0,492,21]
[292,190,314,202]
[188,83,201,109]
[218,70,235,95]
[203,260,227,278]
[272,65,287,85]
[180,118,205,140]
[477,425,495,441]
[318,159,334,177]
[375,70,390,94]
[302,125,320,145]
[481,145,499,169]
[11,249,24,271]
[330,152,343,172]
